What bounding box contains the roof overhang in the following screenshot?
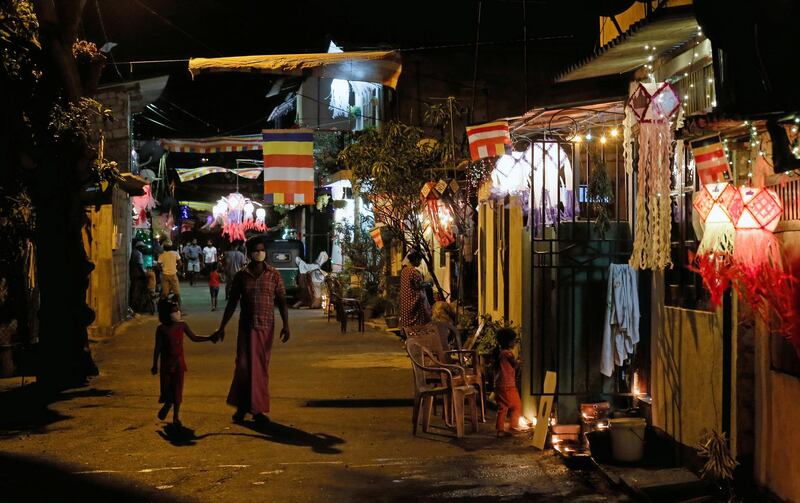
[508,101,626,137]
[557,6,699,83]
[189,50,402,89]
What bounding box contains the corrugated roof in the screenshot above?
[556,6,699,83]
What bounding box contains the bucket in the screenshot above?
[608,417,646,462]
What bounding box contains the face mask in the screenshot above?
[251,251,266,262]
[170,311,182,322]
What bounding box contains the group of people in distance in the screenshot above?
[129,237,249,314]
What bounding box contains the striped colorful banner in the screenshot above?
[160,134,263,153]
[262,129,315,205]
[691,136,731,184]
[466,121,512,161]
[175,167,263,182]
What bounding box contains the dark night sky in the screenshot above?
[79,0,602,138]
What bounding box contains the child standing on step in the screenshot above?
[151,298,216,426]
[494,328,525,437]
[208,262,221,311]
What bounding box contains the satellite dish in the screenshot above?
[139,168,156,183]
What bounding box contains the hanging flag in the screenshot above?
[175,167,263,182]
[370,224,385,249]
[262,129,315,205]
[691,136,731,184]
[466,121,512,161]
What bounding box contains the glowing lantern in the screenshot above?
[628,82,681,271]
[420,181,455,247]
[692,183,737,307]
[211,192,267,242]
[131,184,157,228]
[729,187,797,346]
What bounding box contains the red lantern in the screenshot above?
[730,187,798,349]
[692,183,738,307]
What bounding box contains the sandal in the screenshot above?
[158,404,170,421]
[232,410,246,423]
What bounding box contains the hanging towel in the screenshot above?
[601,264,640,377]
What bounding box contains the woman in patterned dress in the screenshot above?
[399,250,431,328]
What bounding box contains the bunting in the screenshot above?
[175,167,263,182]
[160,134,263,153]
[263,129,315,205]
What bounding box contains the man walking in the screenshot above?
[223,242,246,300]
[214,236,290,426]
[157,242,182,305]
[183,238,203,286]
[203,239,218,277]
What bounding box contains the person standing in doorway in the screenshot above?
[158,242,182,305]
[223,242,246,300]
[213,236,290,426]
[399,250,431,328]
[203,239,218,278]
[183,238,203,286]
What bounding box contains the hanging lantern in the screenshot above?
[628,82,681,271]
[420,181,455,247]
[729,187,798,348]
[211,192,267,242]
[692,182,738,307]
[131,184,157,228]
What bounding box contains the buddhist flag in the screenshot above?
[263,129,315,205]
[466,121,512,161]
[691,136,731,184]
[370,224,385,249]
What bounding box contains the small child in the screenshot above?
[151,298,215,426]
[494,328,524,437]
[208,263,221,311]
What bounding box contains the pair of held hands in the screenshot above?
[150,326,290,375]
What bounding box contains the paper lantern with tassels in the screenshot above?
[729,187,798,350]
[211,192,267,242]
[420,181,456,247]
[628,82,681,271]
[692,182,738,307]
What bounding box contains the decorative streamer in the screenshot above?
[175,167,263,182]
[627,82,681,270]
[623,104,636,175]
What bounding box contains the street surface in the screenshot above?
[0,283,628,502]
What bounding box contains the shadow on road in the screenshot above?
[304,398,413,408]
[0,452,188,502]
[240,419,345,454]
[157,423,213,447]
[0,384,112,436]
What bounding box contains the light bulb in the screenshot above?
[585,133,593,140]
[573,134,582,143]
[610,128,619,137]
[600,136,607,144]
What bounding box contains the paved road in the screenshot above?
[0,283,629,502]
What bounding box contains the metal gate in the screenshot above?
[528,137,640,416]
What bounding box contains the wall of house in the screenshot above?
[86,86,134,337]
[478,194,535,418]
[649,272,724,449]
[754,223,800,503]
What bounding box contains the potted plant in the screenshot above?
[588,154,614,238]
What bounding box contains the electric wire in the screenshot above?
[129,0,223,56]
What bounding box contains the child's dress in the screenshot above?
[495,348,522,432]
[159,322,187,405]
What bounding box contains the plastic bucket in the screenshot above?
[608,417,646,462]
